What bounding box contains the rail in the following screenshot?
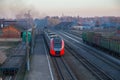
[65,43,113,80]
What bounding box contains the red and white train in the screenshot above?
[44,31,65,56]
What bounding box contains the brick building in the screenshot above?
[0,26,21,38]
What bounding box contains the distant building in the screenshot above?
[0,25,21,38]
[47,17,61,27]
[0,19,32,30]
[0,19,4,28]
[55,22,74,30]
[117,27,120,34]
[71,26,83,30]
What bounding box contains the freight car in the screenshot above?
[0,56,25,75]
[44,31,65,56]
[0,42,26,77]
[82,32,120,57]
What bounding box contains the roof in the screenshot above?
[54,22,74,29]
[0,19,29,31]
[0,25,25,32]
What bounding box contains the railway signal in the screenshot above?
[22,31,31,43]
[21,31,31,71]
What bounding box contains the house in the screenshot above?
[55,22,74,30]
[0,25,22,38]
[0,19,4,28]
[71,26,84,30]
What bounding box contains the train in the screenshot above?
[82,32,120,57]
[0,42,26,79]
[44,30,65,56]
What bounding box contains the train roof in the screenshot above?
[48,32,55,35]
[52,36,62,42]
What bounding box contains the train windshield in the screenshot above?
[53,38,62,48]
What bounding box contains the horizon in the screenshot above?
[0,0,120,19]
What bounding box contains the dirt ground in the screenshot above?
[0,42,19,54]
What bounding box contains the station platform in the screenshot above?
[24,34,53,80]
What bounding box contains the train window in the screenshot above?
[54,39,62,48]
[48,33,55,36]
[54,43,62,48]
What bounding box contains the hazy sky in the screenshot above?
[0,0,120,18]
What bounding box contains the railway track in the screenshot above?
[65,44,113,80]
[57,31,120,80]
[2,76,14,80]
[62,31,120,70]
[43,33,77,80]
[44,30,117,80]
[64,30,82,38]
[77,43,120,71]
[0,42,26,80]
[64,30,120,59]
[7,42,26,57]
[51,57,77,80]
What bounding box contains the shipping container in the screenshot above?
[82,31,120,57]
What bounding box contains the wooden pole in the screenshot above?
[26,31,30,71]
[31,26,34,54]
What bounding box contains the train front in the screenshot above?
[50,37,64,56]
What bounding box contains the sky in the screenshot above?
[0,0,120,18]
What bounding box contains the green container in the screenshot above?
[100,37,110,49]
[87,32,94,43]
[22,31,31,43]
[82,32,86,41]
[82,31,120,54]
[111,36,120,54]
[110,39,120,53]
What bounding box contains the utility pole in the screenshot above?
[26,10,31,71]
[31,24,35,54]
[25,10,34,71]
[26,31,30,71]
